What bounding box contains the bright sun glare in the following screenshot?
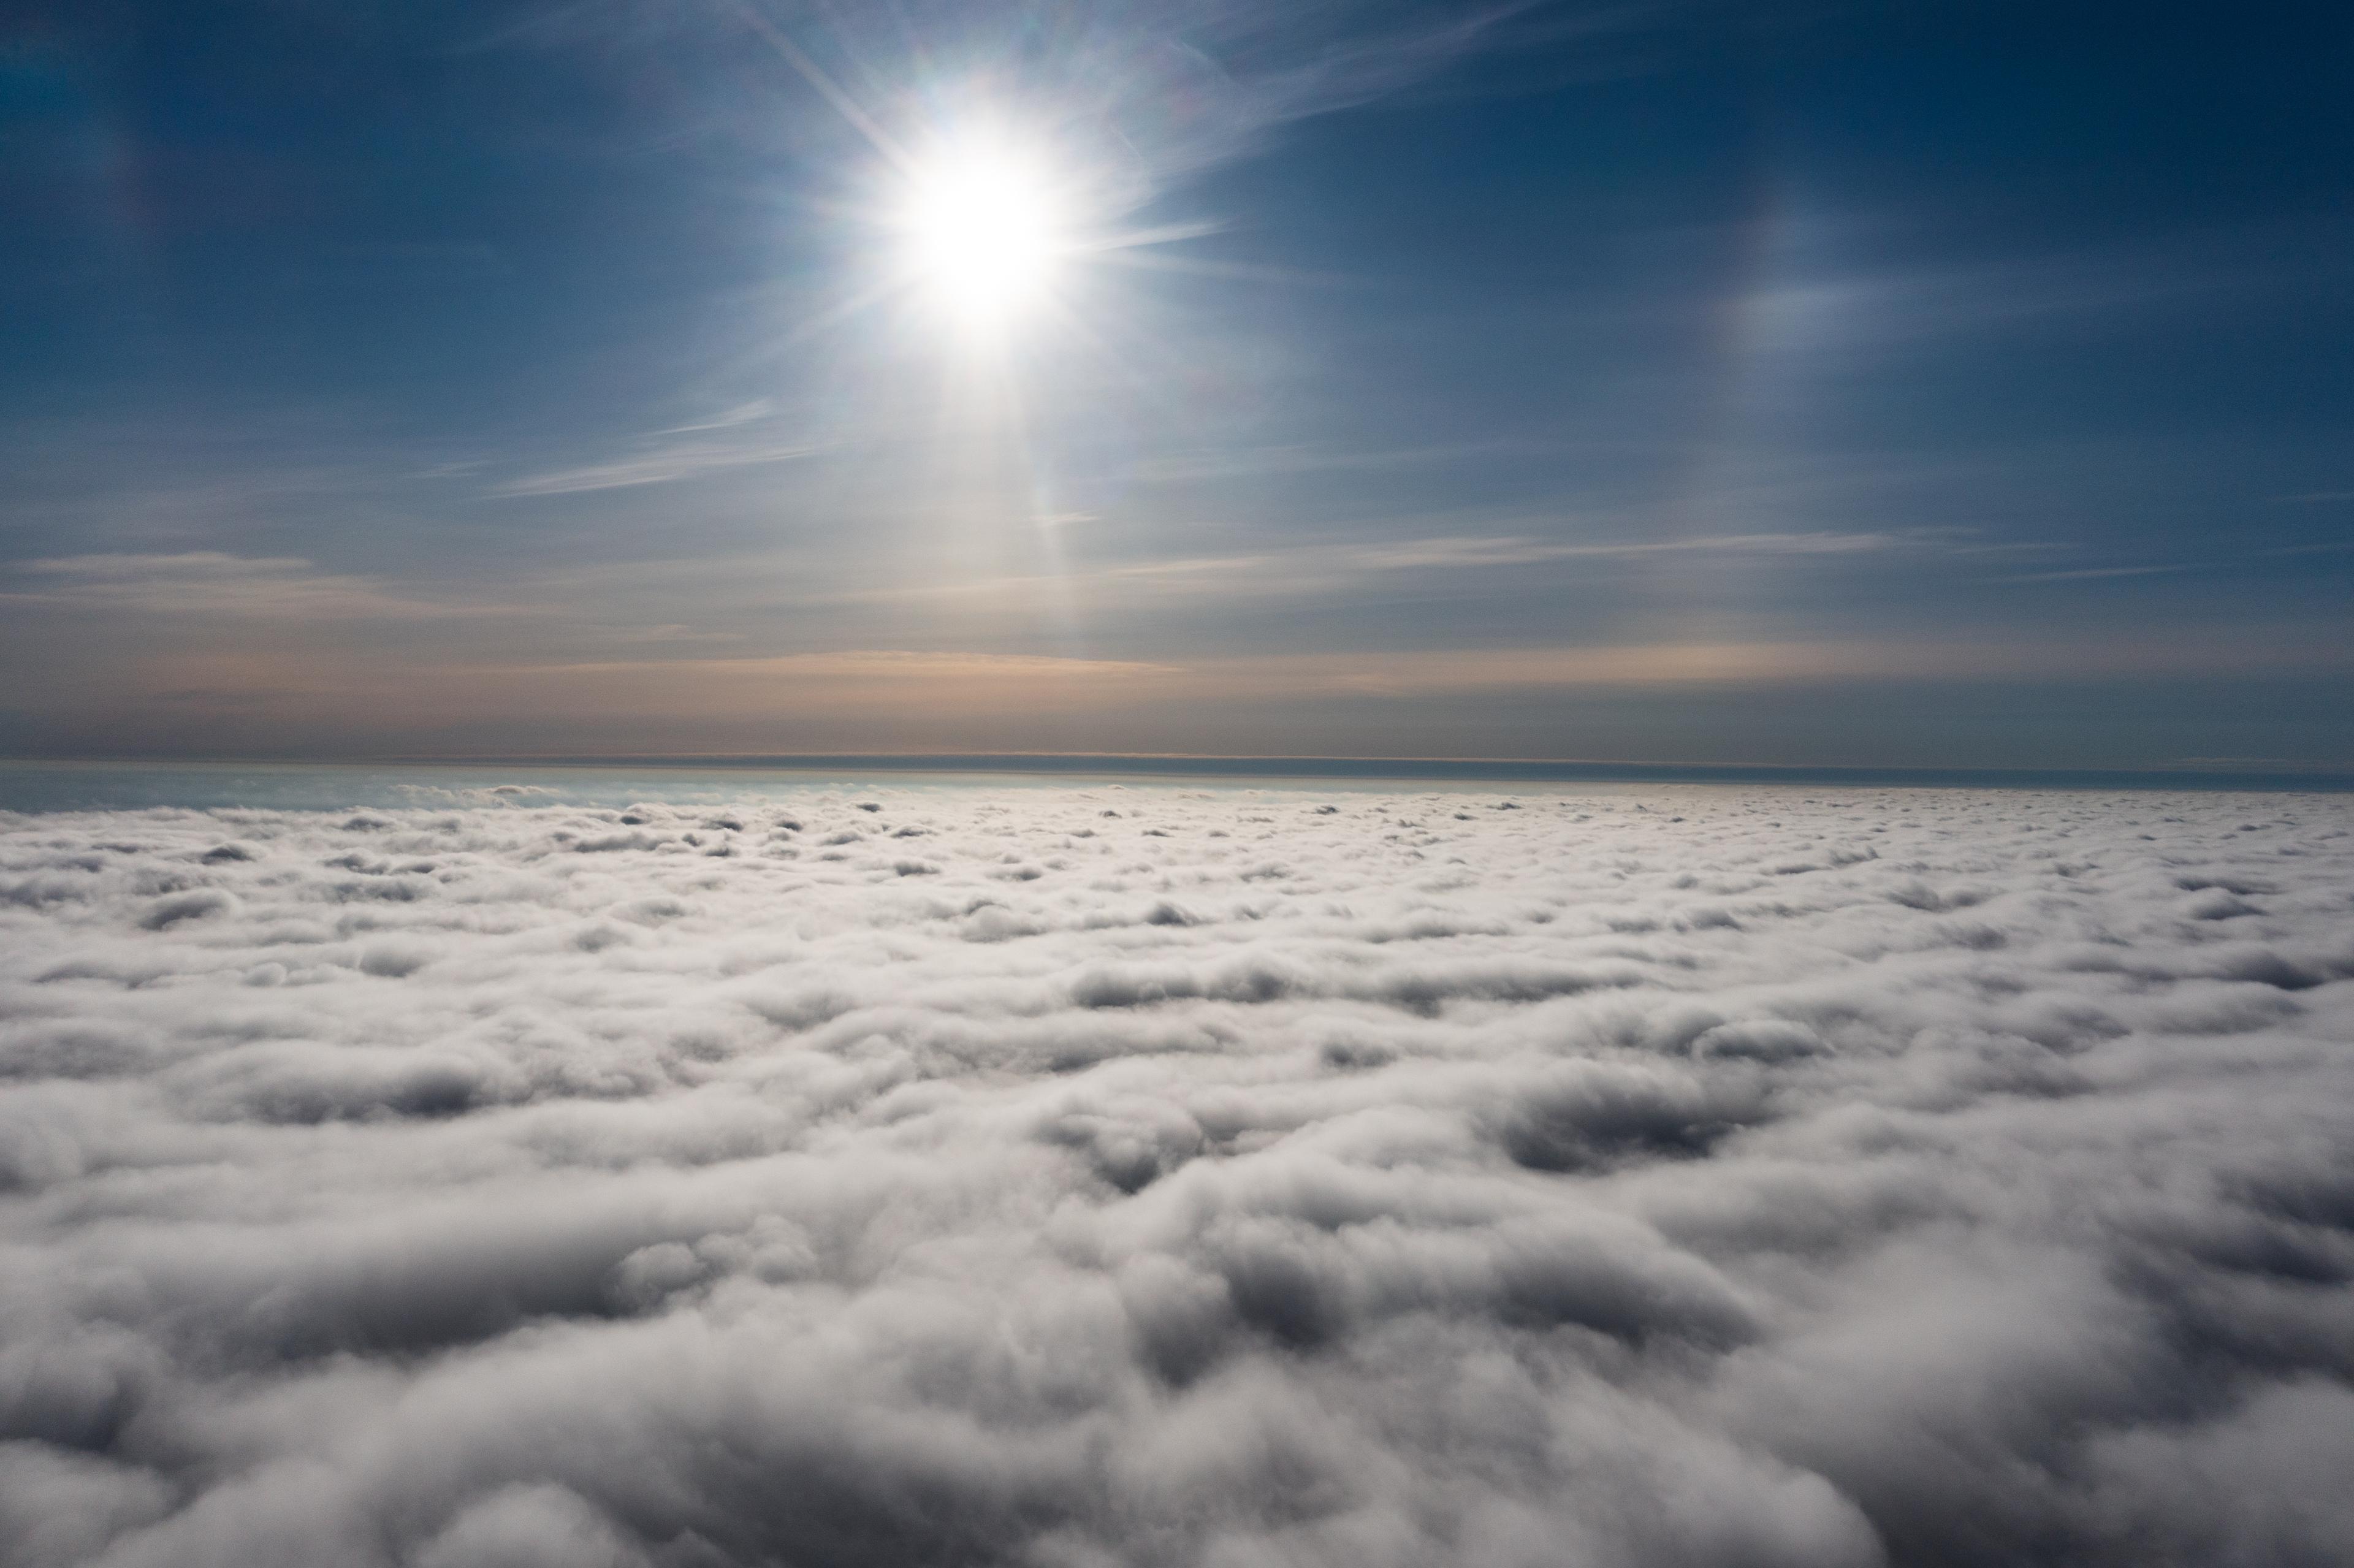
[897,140,1068,330]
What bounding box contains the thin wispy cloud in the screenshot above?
[1996,563,2194,584]
[821,531,1911,614]
[1748,238,2270,355]
[651,399,781,436]
[1,554,519,622]
[1131,440,1525,485]
[528,648,1178,681]
[1350,530,1908,570]
[492,436,832,497]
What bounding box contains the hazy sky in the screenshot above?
[4,0,2350,767]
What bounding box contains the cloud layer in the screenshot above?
[2,783,2351,1567]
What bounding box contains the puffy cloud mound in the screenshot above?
[2,783,2352,1567]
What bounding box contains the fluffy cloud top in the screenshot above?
[1,783,2350,1567]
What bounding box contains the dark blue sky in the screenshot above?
[4,0,2348,766]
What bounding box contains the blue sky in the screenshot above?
[3,0,2349,767]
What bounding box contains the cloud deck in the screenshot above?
[2,785,2351,1567]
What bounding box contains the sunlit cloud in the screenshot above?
[492,436,832,497]
[3,784,2350,1565]
[1350,530,1909,570]
[1,554,519,622]
[531,648,1178,682]
[1130,440,1525,484]
[804,530,1914,614]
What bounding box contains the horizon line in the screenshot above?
[6,752,2352,793]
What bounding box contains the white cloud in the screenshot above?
[490,436,831,498]
[1,783,2350,1566]
[1994,563,2194,584]
[813,530,1911,616]
[1,554,516,622]
[1349,530,1907,570]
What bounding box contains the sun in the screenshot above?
[895,138,1070,330]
